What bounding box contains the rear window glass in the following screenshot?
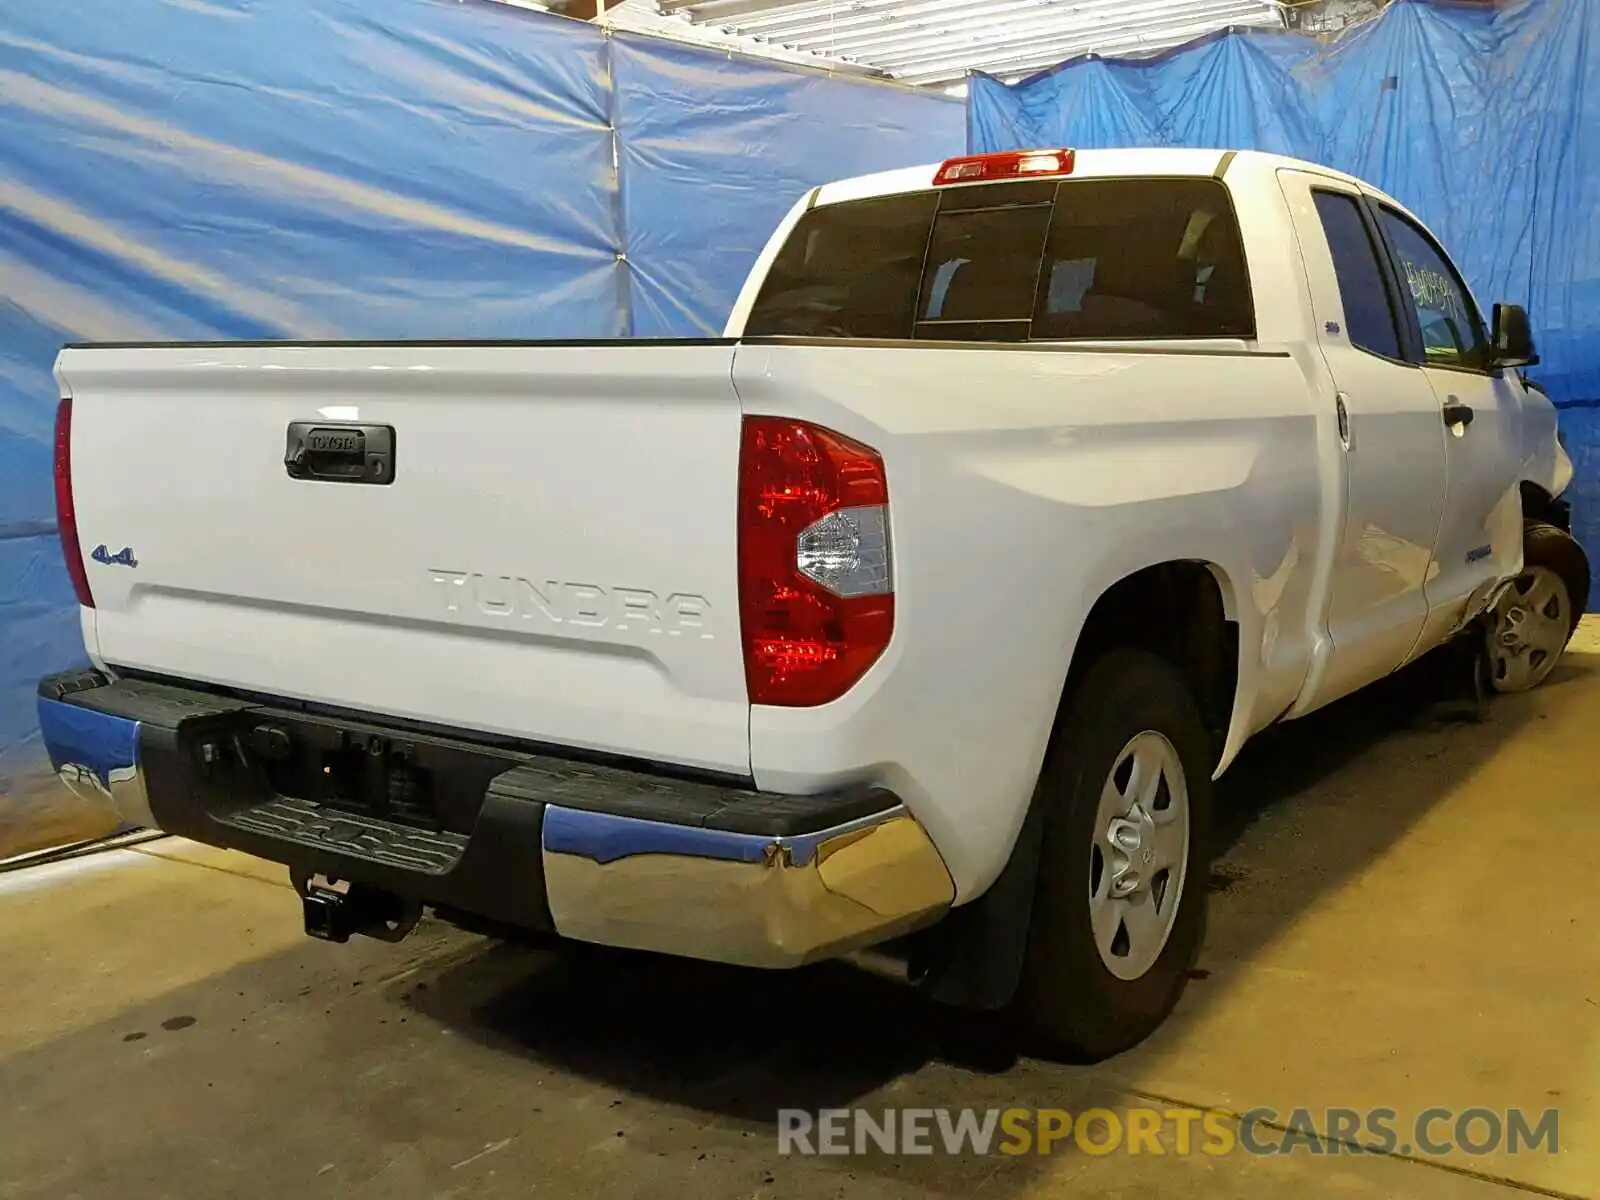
[743,191,937,339]
[744,177,1253,343]
[915,202,1052,342]
[1031,178,1253,340]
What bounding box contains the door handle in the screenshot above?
[1442,397,1474,431]
[1335,393,1351,450]
[285,422,396,484]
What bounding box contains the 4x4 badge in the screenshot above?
[90,544,138,568]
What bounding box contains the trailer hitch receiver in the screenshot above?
[297,875,422,944]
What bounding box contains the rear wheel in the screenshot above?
[1017,649,1213,1062]
[1487,521,1589,693]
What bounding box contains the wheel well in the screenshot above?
[917,560,1240,1013]
[1063,562,1240,760]
[1521,481,1571,532]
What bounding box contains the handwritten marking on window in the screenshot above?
[1403,259,1463,322]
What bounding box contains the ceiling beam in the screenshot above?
[661,0,823,20]
[731,0,1059,39]
[779,0,1258,54]
[862,1,1270,68]
[779,0,1127,50]
[760,0,1104,43]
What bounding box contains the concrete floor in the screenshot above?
[3,623,1599,1199]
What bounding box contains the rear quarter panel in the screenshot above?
[735,341,1325,901]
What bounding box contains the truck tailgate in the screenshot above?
[55,342,750,775]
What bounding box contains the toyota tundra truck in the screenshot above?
[37,148,1585,1060]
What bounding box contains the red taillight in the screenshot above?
[738,417,893,707]
[933,148,1076,186]
[53,397,94,609]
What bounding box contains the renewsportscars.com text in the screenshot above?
[777,1106,1559,1158]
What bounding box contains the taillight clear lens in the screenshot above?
[738,418,893,707]
[796,505,890,597]
[53,398,95,609]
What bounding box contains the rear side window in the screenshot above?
[744,192,937,339]
[1312,190,1404,360]
[1031,178,1254,341]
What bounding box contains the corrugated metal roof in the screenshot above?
[595,0,891,75]
[606,0,1284,87]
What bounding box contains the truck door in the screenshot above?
[1276,170,1448,710]
[1364,200,1524,658]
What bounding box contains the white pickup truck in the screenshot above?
[38,148,1584,1060]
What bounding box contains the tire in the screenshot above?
[1487,521,1590,693]
[1016,648,1213,1062]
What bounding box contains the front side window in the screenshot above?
[1312,190,1403,361]
[744,191,937,339]
[1031,178,1254,341]
[1375,207,1490,369]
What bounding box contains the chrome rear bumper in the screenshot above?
[542,805,954,968]
[38,692,156,828]
[37,671,955,968]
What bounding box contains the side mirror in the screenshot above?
[1492,302,1539,368]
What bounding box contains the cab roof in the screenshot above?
[813,148,1405,214]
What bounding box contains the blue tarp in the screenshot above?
[611,33,964,336]
[970,0,1600,585]
[0,0,962,783]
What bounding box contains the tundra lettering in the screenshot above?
[428,570,714,638]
